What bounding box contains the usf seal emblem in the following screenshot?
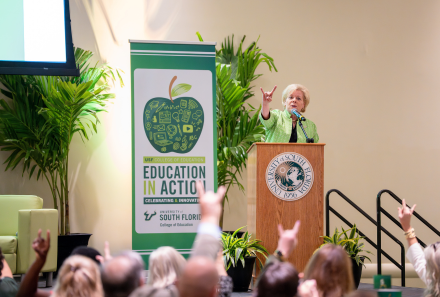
[266,152,314,201]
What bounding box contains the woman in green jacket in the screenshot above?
[259,84,319,143]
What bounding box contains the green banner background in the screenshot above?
[130,41,217,265]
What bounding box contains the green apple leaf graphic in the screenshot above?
[143,75,204,154]
[171,83,192,97]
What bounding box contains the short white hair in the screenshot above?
[281,84,311,113]
[424,242,440,297]
[148,246,186,288]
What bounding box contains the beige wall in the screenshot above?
[1,0,440,268]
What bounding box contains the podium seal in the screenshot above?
[265,152,314,201]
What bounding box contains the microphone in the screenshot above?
[291,109,306,121]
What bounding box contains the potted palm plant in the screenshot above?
[221,226,268,292]
[319,225,373,288]
[0,48,123,271]
[197,33,277,228]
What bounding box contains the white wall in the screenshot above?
[2,0,440,268]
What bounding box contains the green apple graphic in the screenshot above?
[143,76,204,154]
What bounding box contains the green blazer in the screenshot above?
[259,109,319,143]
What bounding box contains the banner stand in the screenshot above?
[130,40,217,265]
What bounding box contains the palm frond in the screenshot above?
[0,47,123,235]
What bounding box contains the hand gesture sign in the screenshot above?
[196,180,226,225]
[298,280,319,297]
[32,229,50,262]
[398,199,416,232]
[96,241,113,264]
[260,86,277,105]
[277,220,300,258]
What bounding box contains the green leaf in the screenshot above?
[319,225,373,261]
[221,226,268,268]
[196,32,204,42]
[0,47,122,236]
[171,83,191,98]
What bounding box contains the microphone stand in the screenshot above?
[297,118,314,143]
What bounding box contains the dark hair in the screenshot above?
[101,251,145,297]
[304,244,354,297]
[254,261,299,297]
[71,246,102,265]
[0,247,4,277]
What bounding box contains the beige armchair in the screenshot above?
[0,195,57,285]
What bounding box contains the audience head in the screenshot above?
[148,246,186,288]
[254,261,299,297]
[304,244,354,297]
[53,255,103,297]
[101,250,145,297]
[71,246,102,265]
[177,256,218,297]
[424,241,440,297]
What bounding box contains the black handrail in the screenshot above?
[326,189,406,286]
[377,190,440,282]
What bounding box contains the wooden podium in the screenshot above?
[247,143,325,272]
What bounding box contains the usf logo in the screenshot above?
[266,152,314,201]
[144,210,157,221]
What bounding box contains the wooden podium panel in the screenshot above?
[247,143,325,272]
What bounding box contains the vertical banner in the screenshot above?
[130,40,217,264]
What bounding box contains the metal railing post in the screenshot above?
[401,243,405,287]
[325,191,330,237]
[327,188,439,287]
[377,193,382,275]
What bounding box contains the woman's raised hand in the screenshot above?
[398,199,416,232]
[260,86,277,105]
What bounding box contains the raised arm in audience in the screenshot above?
[276,221,301,259]
[398,199,418,247]
[16,229,51,297]
[95,241,112,264]
[191,181,226,260]
[398,199,428,283]
[257,221,301,279]
[254,221,301,297]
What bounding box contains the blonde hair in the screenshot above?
[281,84,311,112]
[424,242,440,297]
[148,246,186,288]
[53,255,103,297]
[304,244,354,297]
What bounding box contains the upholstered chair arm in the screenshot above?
[16,209,58,274]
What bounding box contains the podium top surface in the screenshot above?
[247,142,325,153]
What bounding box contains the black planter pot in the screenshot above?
[56,233,92,274]
[226,256,256,292]
[351,258,364,289]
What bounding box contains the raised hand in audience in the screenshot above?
[96,241,113,264]
[33,229,50,261]
[16,229,51,297]
[398,199,416,231]
[298,279,319,297]
[276,220,300,258]
[398,199,418,246]
[196,180,226,225]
